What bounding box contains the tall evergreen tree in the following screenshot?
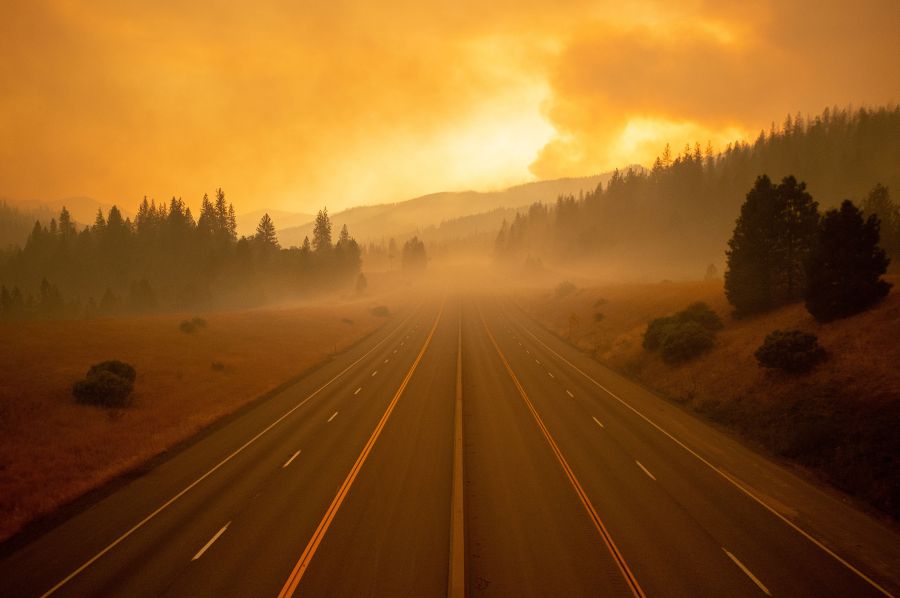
[725,175,819,316]
[805,200,892,321]
[312,208,332,253]
[255,213,279,249]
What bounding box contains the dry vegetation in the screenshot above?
[522,277,900,518]
[0,298,400,541]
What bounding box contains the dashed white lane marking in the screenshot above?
[282,450,301,468]
[393,349,398,354]
[384,359,389,363]
[192,522,230,561]
[354,387,362,396]
[724,549,772,595]
[636,461,656,481]
[592,416,605,429]
[547,371,554,378]
[535,359,541,365]
[328,411,338,422]
[371,370,378,376]
[566,390,574,398]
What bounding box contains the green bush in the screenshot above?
[643,302,723,362]
[660,321,715,364]
[755,330,826,373]
[73,360,136,407]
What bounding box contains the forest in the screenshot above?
[494,106,900,278]
[0,191,363,319]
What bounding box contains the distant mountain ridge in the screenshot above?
[278,169,635,247]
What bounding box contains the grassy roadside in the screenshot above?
[0,297,404,542]
[520,278,900,519]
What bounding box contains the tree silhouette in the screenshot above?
[725,175,819,316]
[862,183,898,264]
[255,213,279,249]
[805,200,892,321]
[313,208,332,253]
[401,236,427,271]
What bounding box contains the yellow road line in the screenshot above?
[278,301,445,598]
[480,309,646,598]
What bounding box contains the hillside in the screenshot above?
[278,170,629,247]
[520,278,900,518]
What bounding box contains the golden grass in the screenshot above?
[0,299,398,542]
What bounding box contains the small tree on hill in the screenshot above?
[313,208,333,253]
[725,175,819,316]
[805,200,892,321]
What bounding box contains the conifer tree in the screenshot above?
[805,200,892,321]
[313,208,332,253]
[255,213,279,249]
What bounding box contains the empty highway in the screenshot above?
[1,293,899,597]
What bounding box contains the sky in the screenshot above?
[1,0,897,214]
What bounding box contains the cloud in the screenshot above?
[0,1,896,214]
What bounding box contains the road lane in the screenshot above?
[488,294,899,596]
[462,298,637,597]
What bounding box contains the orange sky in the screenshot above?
[1,0,897,213]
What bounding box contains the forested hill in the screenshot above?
[494,106,900,279]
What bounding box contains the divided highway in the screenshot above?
[1,293,898,597]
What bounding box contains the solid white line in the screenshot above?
[282,450,301,468]
[192,522,230,561]
[547,371,554,378]
[593,416,605,429]
[38,304,422,598]
[724,549,772,595]
[512,308,893,597]
[636,461,656,481]
[328,411,338,422]
[371,370,378,377]
[566,390,575,398]
[353,387,362,396]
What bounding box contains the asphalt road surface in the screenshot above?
[2,292,899,597]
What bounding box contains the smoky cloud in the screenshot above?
[0,1,896,215]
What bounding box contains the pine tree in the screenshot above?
[725,175,820,316]
[862,183,898,261]
[255,213,279,249]
[301,236,311,254]
[805,200,892,321]
[313,208,332,253]
[93,208,106,231]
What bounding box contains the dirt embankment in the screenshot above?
[521,279,900,519]
[0,297,402,542]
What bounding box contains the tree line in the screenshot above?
[0,190,361,320]
[494,105,900,277]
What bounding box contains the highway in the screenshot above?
[1,292,899,597]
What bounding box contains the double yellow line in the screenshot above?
[278,301,444,597]
[480,309,646,598]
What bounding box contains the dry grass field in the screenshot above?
[0,298,401,542]
[522,277,900,517]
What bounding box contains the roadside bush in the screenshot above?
[73,360,136,407]
[179,320,196,334]
[554,281,577,299]
[370,305,390,317]
[643,302,723,362]
[594,312,605,322]
[660,322,715,364]
[755,329,826,373]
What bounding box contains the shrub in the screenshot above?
[675,302,723,330]
[211,361,225,371]
[755,329,826,373]
[370,305,390,317]
[594,312,605,322]
[660,321,715,364]
[643,302,723,362]
[179,320,196,333]
[554,281,577,299]
[73,360,136,407]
